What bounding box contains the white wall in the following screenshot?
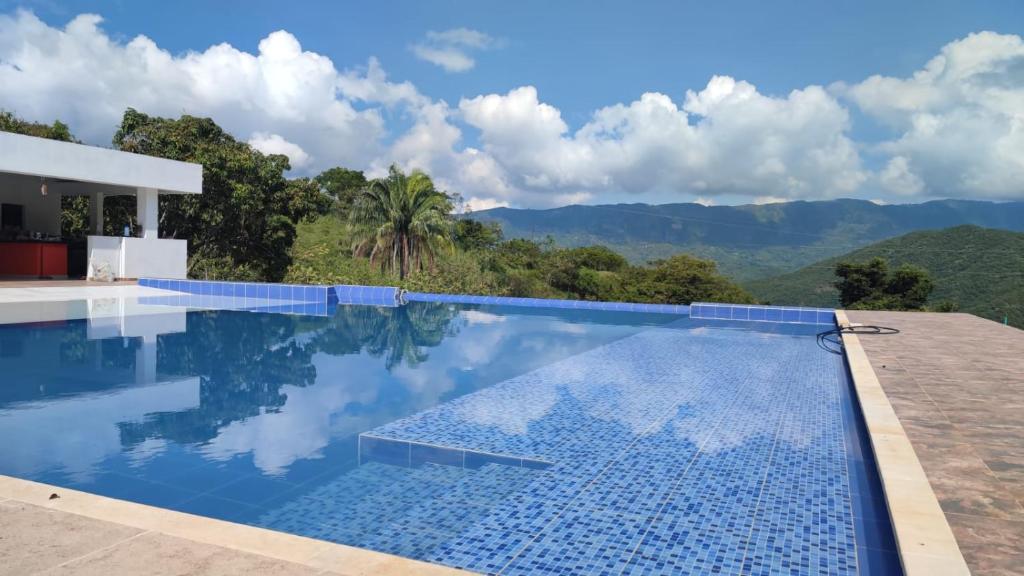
[123,237,188,279]
[87,236,188,279]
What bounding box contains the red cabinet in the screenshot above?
[0,242,68,278]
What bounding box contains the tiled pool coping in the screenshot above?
[404,291,689,314]
[690,302,834,325]
[138,280,844,328]
[0,474,469,576]
[835,310,970,576]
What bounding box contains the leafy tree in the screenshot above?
[623,254,756,305]
[0,110,75,142]
[834,257,934,310]
[284,214,388,286]
[545,245,628,298]
[315,167,367,216]
[349,165,454,279]
[112,109,324,281]
[454,218,503,252]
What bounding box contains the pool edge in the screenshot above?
[0,474,474,576]
[836,310,971,576]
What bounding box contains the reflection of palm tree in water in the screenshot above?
[120,303,461,448]
[120,311,319,446]
[307,302,460,370]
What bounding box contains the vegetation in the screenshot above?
[113,109,331,281]
[286,210,754,304]
[467,199,1024,281]
[747,226,1024,327]
[834,257,933,310]
[0,110,75,142]
[0,108,819,307]
[349,165,454,279]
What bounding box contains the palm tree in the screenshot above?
[349,165,454,279]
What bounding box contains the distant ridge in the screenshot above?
[745,225,1024,328]
[469,199,1024,281]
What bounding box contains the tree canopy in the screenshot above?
[349,165,454,279]
[834,257,934,310]
[0,110,75,142]
[112,109,330,280]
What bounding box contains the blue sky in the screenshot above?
[1,1,1022,207]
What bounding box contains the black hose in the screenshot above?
[816,325,900,354]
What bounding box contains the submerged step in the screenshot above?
[358,434,553,471]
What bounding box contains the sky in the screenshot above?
[0,0,1022,209]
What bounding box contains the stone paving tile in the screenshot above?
[848,311,1024,576]
[0,500,143,574]
[35,532,323,576]
[947,513,1024,576]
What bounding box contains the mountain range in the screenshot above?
[470,199,1024,281]
[745,226,1024,328]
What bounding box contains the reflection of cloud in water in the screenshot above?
[199,356,386,476]
[133,312,655,477]
[461,310,505,325]
[452,381,559,435]
[126,438,169,467]
[377,327,834,461]
[552,323,587,335]
[0,378,199,482]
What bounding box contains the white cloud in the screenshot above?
[1,10,1021,207]
[878,156,924,196]
[839,31,1024,200]
[412,27,496,73]
[248,132,311,168]
[426,28,495,49]
[464,197,510,212]
[0,10,394,172]
[753,196,788,205]
[457,80,865,202]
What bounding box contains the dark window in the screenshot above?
[1,203,24,229]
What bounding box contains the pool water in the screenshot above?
[0,300,899,575]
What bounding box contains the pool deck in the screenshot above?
[0,476,468,576]
[844,311,1024,576]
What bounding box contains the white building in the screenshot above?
[0,131,202,279]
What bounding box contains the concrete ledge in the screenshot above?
[836,310,971,576]
[0,474,470,576]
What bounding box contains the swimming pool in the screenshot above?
[0,294,899,575]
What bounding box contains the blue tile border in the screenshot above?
[690,302,835,326]
[140,281,837,326]
[358,434,553,471]
[330,285,400,307]
[139,278,330,303]
[402,292,689,315]
[139,279,402,308]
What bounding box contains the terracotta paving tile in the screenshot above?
[848,311,1024,576]
[946,513,1024,576]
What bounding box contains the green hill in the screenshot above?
[745,226,1024,327]
[469,199,1024,281]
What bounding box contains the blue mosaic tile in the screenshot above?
[120,287,891,574]
[350,320,871,575]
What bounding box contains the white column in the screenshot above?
[136,187,159,239]
[135,334,158,384]
[92,192,104,235]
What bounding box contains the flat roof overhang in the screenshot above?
[0,132,202,195]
